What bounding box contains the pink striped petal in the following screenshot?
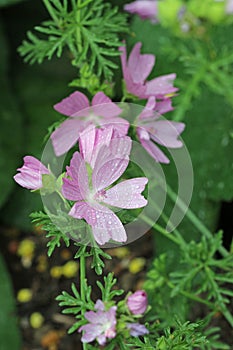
[138,136,169,163]
[92,157,129,192]
[145,73,178,97]
[20,156,49,174]
[14,172,42,190]
[149,120,185,148]
[128,42,155,83]
[51,118,87,156]
[54,91,89,116]
[69,202,127,245]
[103,178,148,208]
[63,151,89,199]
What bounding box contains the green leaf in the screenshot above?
[0,253,21,350]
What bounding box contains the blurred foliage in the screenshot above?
[0,0,25,7]
[0,253,21,350]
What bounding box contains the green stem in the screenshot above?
[76,0,82,52]
[166,280,213,308]
[80,254,88,350]
[165,183,228,257]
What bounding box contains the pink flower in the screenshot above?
[51,91,129,156]
[120,42,178,100]
[127,290,148,315]
[13,156,50,190]
[124,0,158,23]
[79,300,117,345]
[62,127,148,245]
[137,97,185,163]
[127,322,149,336]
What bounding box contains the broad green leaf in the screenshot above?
[0,253,21,350]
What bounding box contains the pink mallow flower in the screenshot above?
[127,290,148,315]
[62,126,148,245]
[79,300,117,345]
[127,322,149,336]
[137,97,185,163]
[124,0,158,23]
[13,156,50,190]
[120,42,178,100]
[51,91,129,156]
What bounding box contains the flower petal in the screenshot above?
[124,0,158,22]
[92,157,129,192]
[149,120,185,148]
[145,73,178,98]
[103,178,148,209]
[54,91,89,116]
[63,151,89,199]
[69,202,127,245]
[51,118,87,156]
[138,135,169,163]
[128,42,155,83]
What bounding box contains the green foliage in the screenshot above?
[30,210,71,256]
[96,273,124,302]
[145,230,233,347]
[0,253,21,350]
[18,0,128,81]
[121,319,208,350]
[0,19,23,209]
[56,281,94,334]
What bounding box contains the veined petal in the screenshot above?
[64,151,89,199]
[128,42,155,83]
[100,117,129,136]
[92,157,129,192]
[79,125,97,165]
[62,177,83,201]
[145,73,178,97]
[150,120,185,148]
[54,91,89,116]
[51,118,87,156]
[20,156,49,174]
[138,136,169,163]
[91,204,127,245]
[92,92,122,118]
[14,172,42,190]
[103,178,148,209]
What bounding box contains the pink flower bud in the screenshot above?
[127,290,148,315]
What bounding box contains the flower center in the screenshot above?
[94,189,107,202]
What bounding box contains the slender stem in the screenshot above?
[43,0,59,24]
[80,253,88,350]
[76,0,82,52]
[165,183,228,257]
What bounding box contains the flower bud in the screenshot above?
[127,290,148,315]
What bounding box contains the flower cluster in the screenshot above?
[79,290,149,346]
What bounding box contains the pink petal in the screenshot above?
[91,204,127,244]
[101,117,129,136]
[149,120,185,148]
[51,118,87,156]
[155,98,174,114]
[139,96,157,120]
[119,45,147,98]
[69,202,127,245]
[138,136,169,163]
[54,91,89,116]
[103,178,148,208]
[13,172,42,190]
[128,42,155,83]
[79,125,97,165]
[145,73,178,97]
[64,151,89,199]
[92,157,129,192]
[124,1,158,21]
[21,156,49,174]
[92,92,112,105]
[62,177,83,201]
